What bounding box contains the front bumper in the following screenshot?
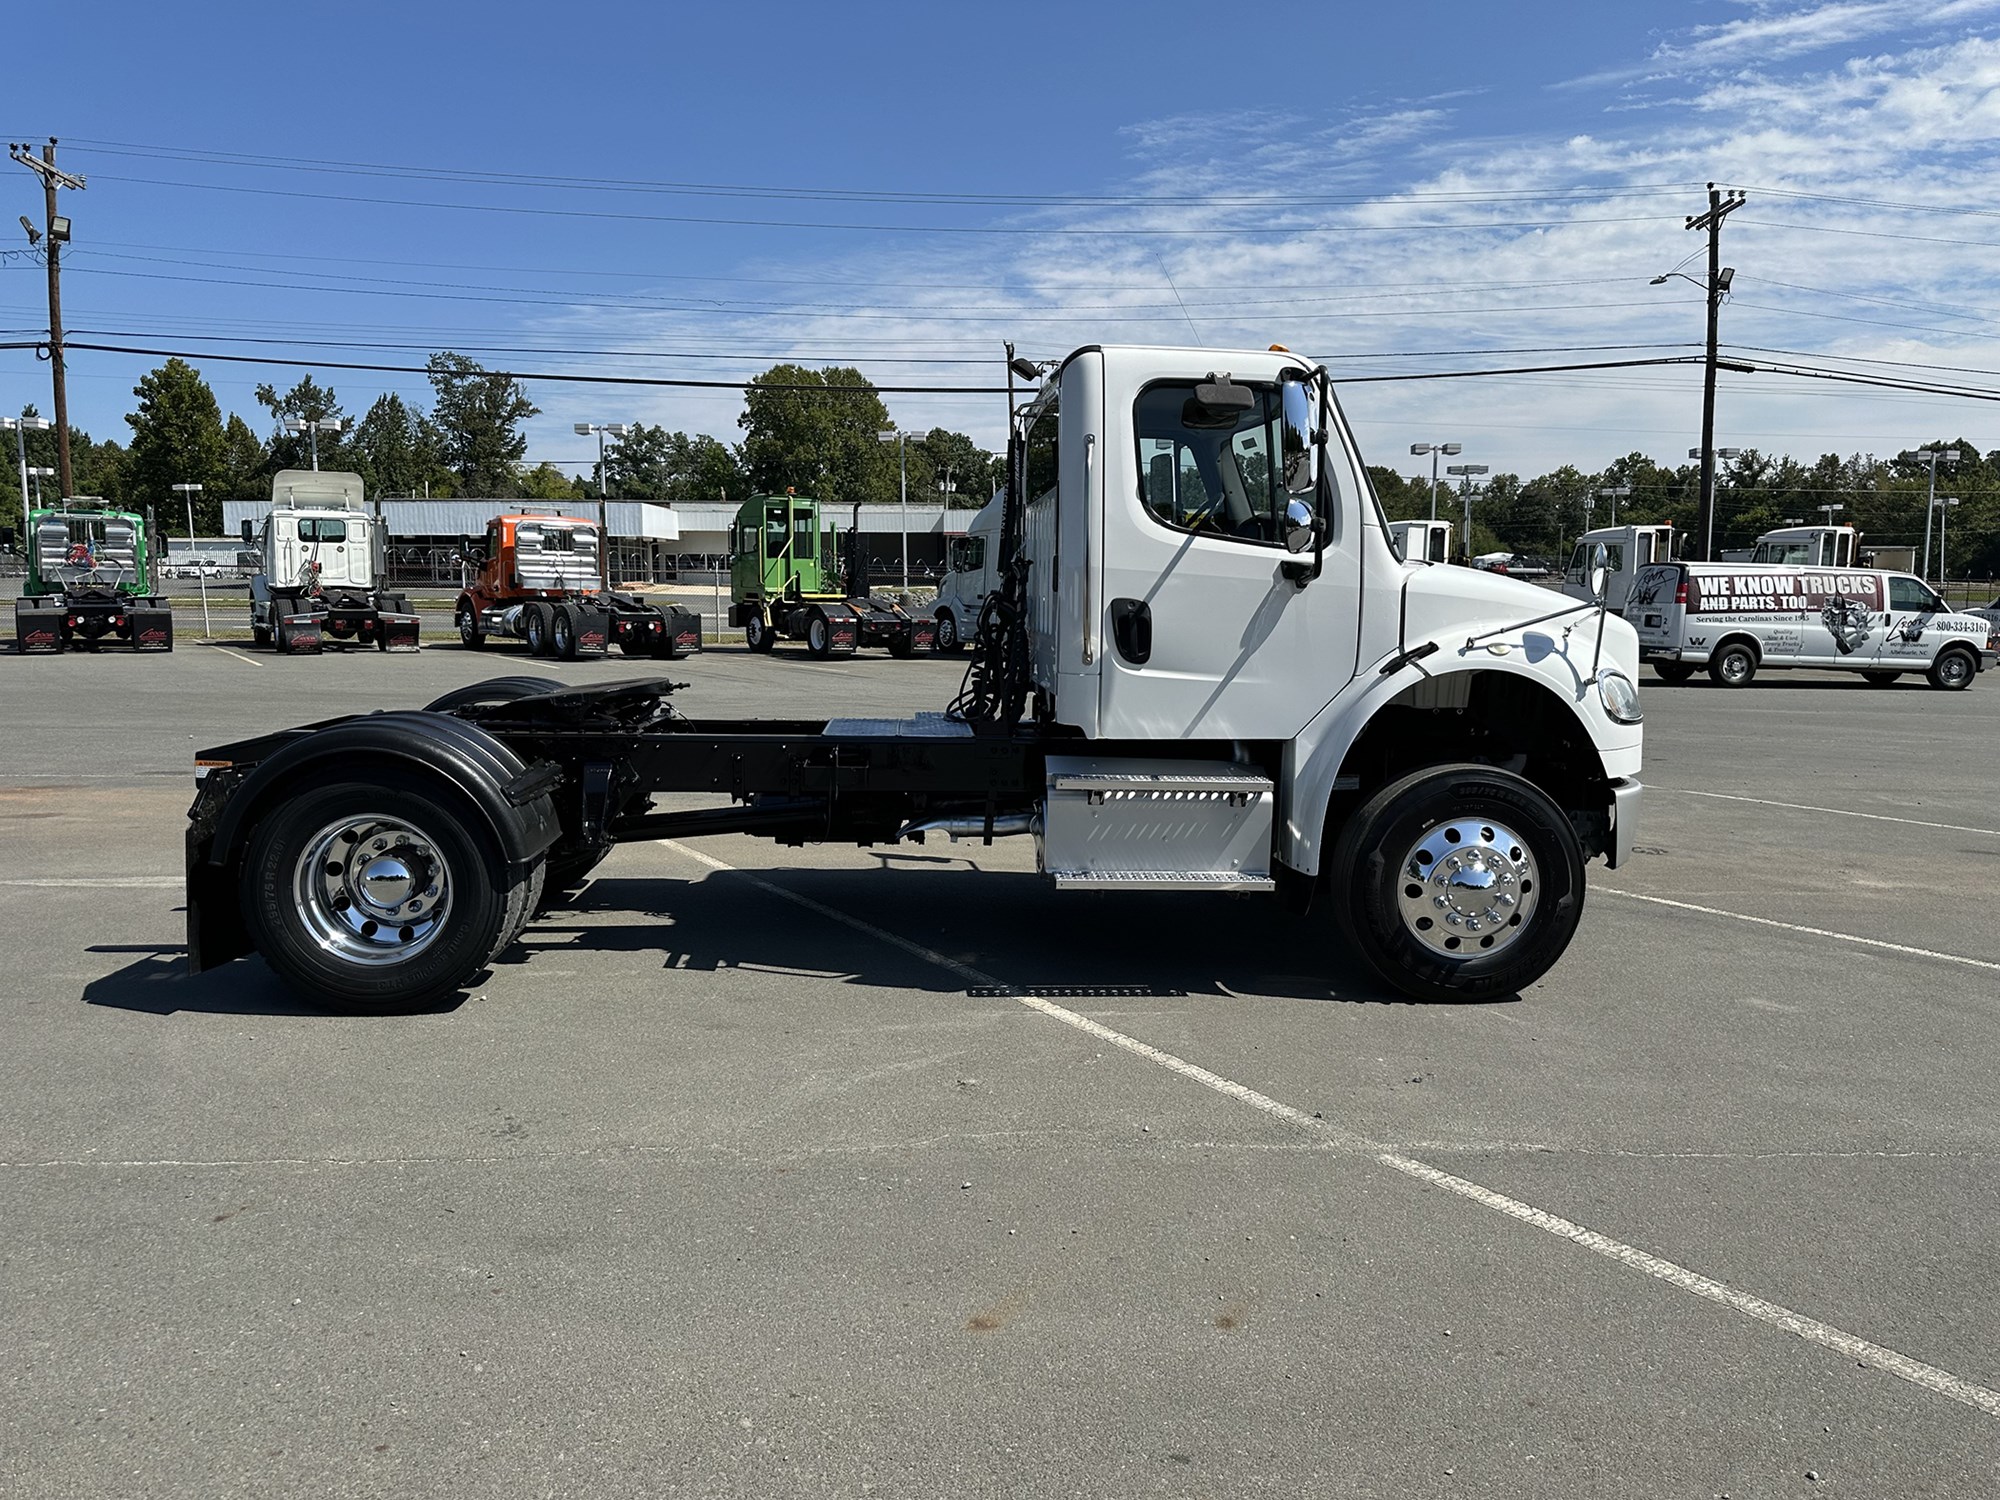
[1608,778,1642,870]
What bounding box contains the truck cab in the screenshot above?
[1562,523,1678,616]
[932,494,1001,651]
[1388,518,1452,565]
[14,503,174,653]
[248,471,417,652]
[1747,524,1860,568]
[456,511,699,661]
[728,491,935,658]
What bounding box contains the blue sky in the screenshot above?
[8,0,2000,486]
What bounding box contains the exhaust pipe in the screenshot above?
[898,812,1039,844]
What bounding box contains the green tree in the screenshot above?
[602,423,748,505]
[219,414,269,504]
[738,365,894,506]
[352,392,452,498]
[908,427,1001,508]
[427,352,539,496]
[516,462,584,501]
[124,359,228,531]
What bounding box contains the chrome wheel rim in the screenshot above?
[1720,651,1750,683]
[936,614,956,649]
[1940,653,1970,686]
[1396,817,1539,960]
[293,814,453,966]
[554,612,572,651]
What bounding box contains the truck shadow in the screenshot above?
[510,869,1519,1009]
[78,945,359,1018]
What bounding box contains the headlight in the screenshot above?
[1597,669,1643,725]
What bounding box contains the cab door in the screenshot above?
[1093,355,1363,741]
[1872,574,1941,669]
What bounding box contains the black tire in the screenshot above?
[1330,763,1586,1004]
[457,602,485,650]
[1860,670,1902,687]
[423,676,562,714]
[887,629,913,659]
[239,773,527,1013]
[1651,659,1696,685]
[806,609,834,659]
[745,609,775,653]
[524,603,551,657]
[552,605,578,661]
[1707,641,1758,688]
[934,611,962,653]
[1928,646,1977,691]
[252,625,273,649]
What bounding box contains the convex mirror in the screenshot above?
[1589,542,1610,601]
[1281,376,1317,495]
[1283,498,1315,554]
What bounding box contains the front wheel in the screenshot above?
[1330,764,1586,1003]
[240,774,531,1013]
[744,609,774,653]
[1652,659,1695,685]
[252,624,273,650]
[457,604,485,650]
[1928,647,1977,691]
[1707,642,1757,688]
[934,611,962,653]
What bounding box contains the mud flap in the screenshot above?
[128,601,174,652]
[907,615,938,652]
[277,613,324,654]
[827,603,862,655]
[378,609,422,652]
[569,602,612,657]
[13,596,64,654]
[656,604,704,658]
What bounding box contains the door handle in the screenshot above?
[1110,598,1151,664]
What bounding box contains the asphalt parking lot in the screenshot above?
[3,635,1997,1497]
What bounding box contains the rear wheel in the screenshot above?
[423,676,561,714]
[806,609,833,659]
[1928,646,1977,691]
[524,603,551,656]
[240,774,529,1013]
[934,611,961,653]
[1707,641,1757,688]
[552,605,578,661]
[1651,659,1695,684]
[1331,763,1585,1003]
[1861,670,1902,687]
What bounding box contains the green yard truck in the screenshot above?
[727,491,937,658]
[13,502,173,654]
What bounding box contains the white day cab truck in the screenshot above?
[1388,518,1452,565]
[181,344,1644,1014]
[245,470,420,653]
[930,494,1002,652]
[1630,561,1997,688]
[1562,524,1680,617]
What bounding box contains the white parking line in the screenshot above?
[1601,889,2000,972]
[0,877,182,888]
[201,643,263,668]
[654,837,2000,1423]
[1654,787,2000,838]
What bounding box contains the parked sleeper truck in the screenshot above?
[931,494,1002,652]
[14,502,173,654]
[184,343,1644,1014]
[454,511,702,660]
[246,470,419,654]
[730,491,938,658]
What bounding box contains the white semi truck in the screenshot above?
[931,494,1002,651]
[245,470,419,653]
[183,344,1644,1013]
[1388,518,1452,565]
[1561,523,1680,616]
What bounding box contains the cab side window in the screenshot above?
[1025,398,1060,502]
[1133,381,1294,545]
[1888,577,1942,612]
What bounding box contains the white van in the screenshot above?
[1562,524,1678,617]
[1630,562,1997,689]
[931,495,1001,652]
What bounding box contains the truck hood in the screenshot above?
[1400,562,1641,681]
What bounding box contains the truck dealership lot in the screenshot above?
[3,645,1997,1495]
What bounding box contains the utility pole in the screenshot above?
[10,139,86,498]
[1684,183,1744,560]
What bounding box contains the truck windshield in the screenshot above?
[1135,381,1290,544]
[298,519,347,542]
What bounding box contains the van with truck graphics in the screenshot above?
[1630,561,1996,689]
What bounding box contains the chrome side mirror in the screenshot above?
[1589,542,1610,601]
[1281,378,1317,495]
[1283,498,1315,554]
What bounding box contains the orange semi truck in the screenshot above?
[453,511,701,660]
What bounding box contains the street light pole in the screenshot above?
[1911,448,1960,582]
[574,421,634,587]
[27,465,54,504]
[1935,496,1960,588]
[1596,485,1632,527]
[1446,462,1488,564]
[1410,441,1462,522]
[1668,184,1745,560]
[877,429,914,590]
[171,480,209,634]
[2,414,52,537]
